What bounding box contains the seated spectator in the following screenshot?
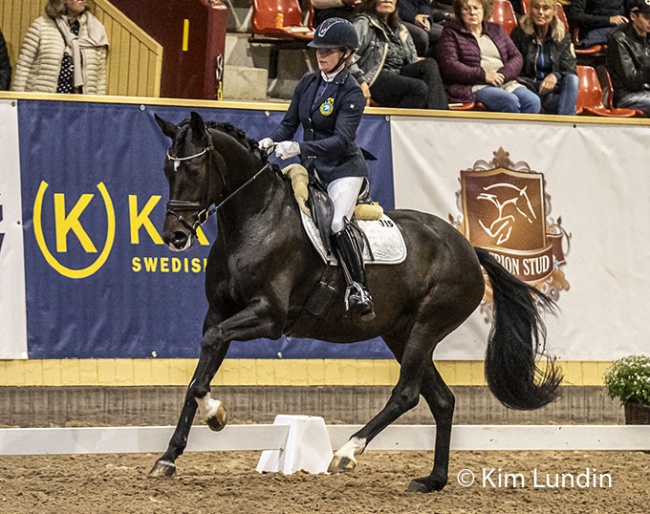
[511,0,579,115]
[566,0,627,47]
[437,0,541,112]
[349,0,449,109]
[0,27,10,90]
[12,0,109,94]
[606,0,650,115]
[398,0,449,57]
[312,0,362,26]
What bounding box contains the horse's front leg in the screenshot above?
[149,298,286,478]
[149,310,230,478]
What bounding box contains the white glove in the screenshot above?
[258,137,274,154]
[275,141,301,160]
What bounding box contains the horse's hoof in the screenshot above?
[407,475,446,493]
[328,455,357,474]
[206,403,228,432]
[148,460,176,478]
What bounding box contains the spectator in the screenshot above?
[437,0,541,112]
[566,0,627,47]
[511,0,579,115]
[312,0,362,25]
[349,0,449,109]
[606,0,650,115]
[12,0,109,94]
[0,28,10,90]
[398,0,449,57]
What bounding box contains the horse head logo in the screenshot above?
[476,183,537,246]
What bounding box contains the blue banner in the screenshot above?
[19,100,394,359]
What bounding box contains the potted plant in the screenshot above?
[604,355,650,424]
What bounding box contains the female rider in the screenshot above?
[258,17,375,321]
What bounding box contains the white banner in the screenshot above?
[0,100,28,359]
[391,115,650,361]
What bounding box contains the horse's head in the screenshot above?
[155,111,222,251]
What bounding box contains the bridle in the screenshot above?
[165,131,274,238]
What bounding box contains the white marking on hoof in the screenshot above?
[328,436,366,473]
[148,459,176,478]
[195,393,228,431]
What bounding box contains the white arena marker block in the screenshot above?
[256,415,334,474]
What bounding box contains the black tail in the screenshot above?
[475,247,563,410]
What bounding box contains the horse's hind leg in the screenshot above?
[407,363,455,493]
[329,324,433,474]
[149,315,230,478]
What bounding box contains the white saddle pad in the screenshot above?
[300,211,407,266]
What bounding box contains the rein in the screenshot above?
[165,133,274,238]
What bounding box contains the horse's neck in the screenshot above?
[213,146,291,236]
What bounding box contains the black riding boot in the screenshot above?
[331,224,375,321]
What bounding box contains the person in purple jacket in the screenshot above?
[437,0,541,112]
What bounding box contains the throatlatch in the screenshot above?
[331,219,375,321]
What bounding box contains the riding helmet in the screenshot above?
[308,17,359,51]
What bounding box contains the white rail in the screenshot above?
[0,425,648,456]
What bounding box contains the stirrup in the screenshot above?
[344,282,375,321]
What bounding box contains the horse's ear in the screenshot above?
[154,114,177,140]
[190,111,207,144]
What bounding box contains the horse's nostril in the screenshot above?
[171,232,188,248]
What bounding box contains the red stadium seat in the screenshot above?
[576,65,638,117]
[252,0,314,40]
[489,0,518,35]
[599,67,646,117]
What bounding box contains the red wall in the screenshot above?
[110,0,227,99]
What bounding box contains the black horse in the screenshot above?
[149,111,562,493]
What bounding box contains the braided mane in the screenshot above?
[175,118,266,161]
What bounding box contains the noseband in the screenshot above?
[165,131,273,238]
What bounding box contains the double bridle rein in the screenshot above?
[165,132,274,238]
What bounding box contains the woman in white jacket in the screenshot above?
[12,0,109,94]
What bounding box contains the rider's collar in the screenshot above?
[321,65,346,83]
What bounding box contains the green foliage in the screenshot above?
[603,355,650,405]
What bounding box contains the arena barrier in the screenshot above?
[1,424,648,456]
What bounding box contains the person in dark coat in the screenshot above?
[437,0,541,112]
[0,27,11,90]
[566,0,627,47]
[258,18,375,321]
[398,0,447,56]
[606,0,650,115]
[511,0,578,115]
[349,0,449,109]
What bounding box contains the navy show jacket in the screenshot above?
[270,68,369,184]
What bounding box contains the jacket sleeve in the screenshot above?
[97,46,107,95]
[566,0,613,32]
[436,27,485,85]
[556,35,577,79]
[270,75,309,142]
[401,23,419,64]
[11,20,41,92]
[349,17,372,84]
[398,0,430,23]
[606,32,650,92]
[300,86,365,158]
[494,26,523,80]
[0,29,11,90]
[510,26,525,54]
